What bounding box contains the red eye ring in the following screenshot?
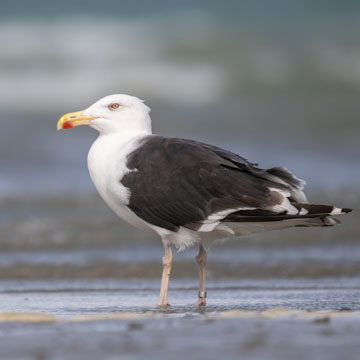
[109,103,120,110]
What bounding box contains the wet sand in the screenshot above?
[0,278,359,360]
[0,309,360,360]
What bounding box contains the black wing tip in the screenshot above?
[342,208,352,214]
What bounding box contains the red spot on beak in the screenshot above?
[63,121,73,129]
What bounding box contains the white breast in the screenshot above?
[87,132,154,231]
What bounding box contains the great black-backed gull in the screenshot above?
[57,94,352,307]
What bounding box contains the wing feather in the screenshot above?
[121,136,308,232]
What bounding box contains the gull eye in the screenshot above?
[109,103,120,110]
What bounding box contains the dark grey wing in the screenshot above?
[189,139,306,202]
[121,136,306,232]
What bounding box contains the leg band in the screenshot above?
[198,291,207,299]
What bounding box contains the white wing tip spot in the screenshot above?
[330,207,343,215]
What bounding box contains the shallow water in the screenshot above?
[1,278,360,360]
[0,242,359,280]
[1,277,360,316]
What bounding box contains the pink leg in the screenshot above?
[195,244,207,306]
[157,242,173,307]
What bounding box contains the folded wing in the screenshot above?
[121,136,350,232]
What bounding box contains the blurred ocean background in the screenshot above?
[0,0,359,302]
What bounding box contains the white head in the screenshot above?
[57,94,152,135]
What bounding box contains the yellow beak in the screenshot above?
[57,110,97,130]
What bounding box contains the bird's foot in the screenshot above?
[196,298,206,306]
[156,300,171,308]
[196,291,207,306]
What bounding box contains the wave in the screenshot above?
[0,15,359,197]
[1,14,360,112]
[0,17,225,111]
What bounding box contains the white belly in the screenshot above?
[87,133,154,232]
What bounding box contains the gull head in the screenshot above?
[57,94,152,135]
